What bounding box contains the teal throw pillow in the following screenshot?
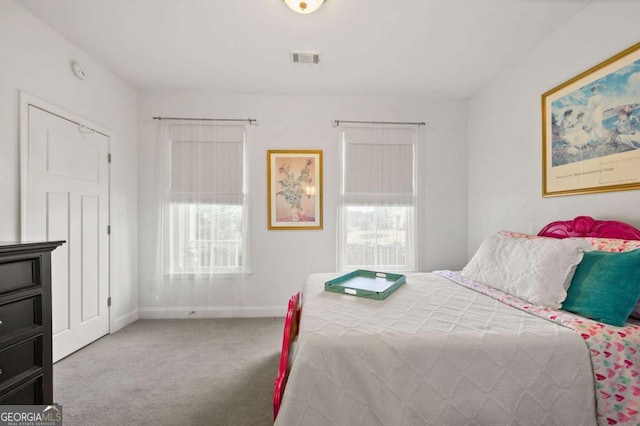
[563,249,640,326]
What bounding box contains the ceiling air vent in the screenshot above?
[290,51,321,65]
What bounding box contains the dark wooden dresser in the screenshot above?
[0,241,63,405]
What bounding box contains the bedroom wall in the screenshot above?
[0,1,139,331]
[138,93,468,317]
[467,1,640,257]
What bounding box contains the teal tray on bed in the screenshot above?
[324,270,406,300]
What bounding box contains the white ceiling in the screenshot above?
[17,0,593,97]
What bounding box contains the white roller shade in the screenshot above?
[343,127,415,205]
[169,124,245,204]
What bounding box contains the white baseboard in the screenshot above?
[138,306,286,319]
[112,309,139,332]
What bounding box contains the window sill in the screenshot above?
[163,271,253,280]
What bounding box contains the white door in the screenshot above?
[24,105,110,362]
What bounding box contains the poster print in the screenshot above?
[543,42,640,196]
[267,150,323,230]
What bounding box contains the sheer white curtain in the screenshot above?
[154,120,249,283]
[338,125,421,272]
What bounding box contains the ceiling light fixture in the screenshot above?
[283,0,325,14]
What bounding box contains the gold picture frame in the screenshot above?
[542,41,640,197]
[267,150,323,230]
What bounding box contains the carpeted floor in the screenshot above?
[53,318,283,426]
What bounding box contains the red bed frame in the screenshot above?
[273,292,300,420]
[273,216,640,420]
[538,215,640,239]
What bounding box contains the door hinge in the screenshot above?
[108,153,112,163]
[107,225,111,235]
[107,297,112,307]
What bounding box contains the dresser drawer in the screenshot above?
[0,297,41,341]
[0,242,61,406]
[0,258,40,295]
[0,375,43,405]
[0,337,42,387]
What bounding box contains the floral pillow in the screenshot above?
[499,230,539,239]
[500,231,640,249]
[583,237,640,252]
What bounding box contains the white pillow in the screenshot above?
[462,233,591,309]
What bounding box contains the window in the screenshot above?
[164,123,248,275]
[169,204,244,272]
[338,126,419,271]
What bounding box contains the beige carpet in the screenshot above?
[53,318,283,426]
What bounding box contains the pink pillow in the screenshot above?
[583,237,640,253]
[500,231,640,319]
[499,230,538,239]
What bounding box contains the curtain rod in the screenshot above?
[332,120,428,127]
[153,116,258,125]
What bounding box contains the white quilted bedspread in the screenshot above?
[275,272,597,426]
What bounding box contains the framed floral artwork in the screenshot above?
[267,150,323,230]
[543,41,640,197]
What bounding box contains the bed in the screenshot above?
[273,216,640,426]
